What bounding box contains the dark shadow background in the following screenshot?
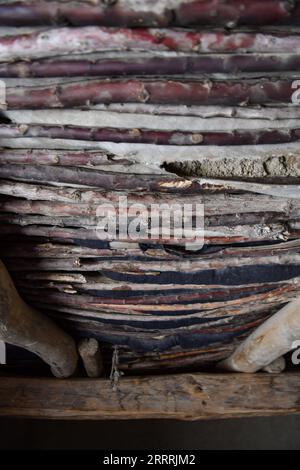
[0,416,300,450]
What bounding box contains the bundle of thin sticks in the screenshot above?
[0,0,300,373]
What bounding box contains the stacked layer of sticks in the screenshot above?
[0,0,300,373]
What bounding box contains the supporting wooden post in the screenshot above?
[219,298,300,373]
[0,259,78,378]
[78,338,104,378]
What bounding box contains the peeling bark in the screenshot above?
[1,27,300,62]
[0,191,298,217]
[0,163,199,193]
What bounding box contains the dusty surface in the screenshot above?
[164,155,300,178]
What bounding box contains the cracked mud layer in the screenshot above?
[163,155,300,179]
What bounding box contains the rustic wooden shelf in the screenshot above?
[0,372,300,420]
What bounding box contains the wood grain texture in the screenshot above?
[0,372,300,420]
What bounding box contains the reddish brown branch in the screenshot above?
[5,78,295,109]
[2,54,300,78]
[2,123,300,146]
[0,1,297,27]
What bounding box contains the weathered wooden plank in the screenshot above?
[0,373,300,420]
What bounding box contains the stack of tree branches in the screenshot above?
[0,0,300,373]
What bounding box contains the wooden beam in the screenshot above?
[0,373,300,420]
